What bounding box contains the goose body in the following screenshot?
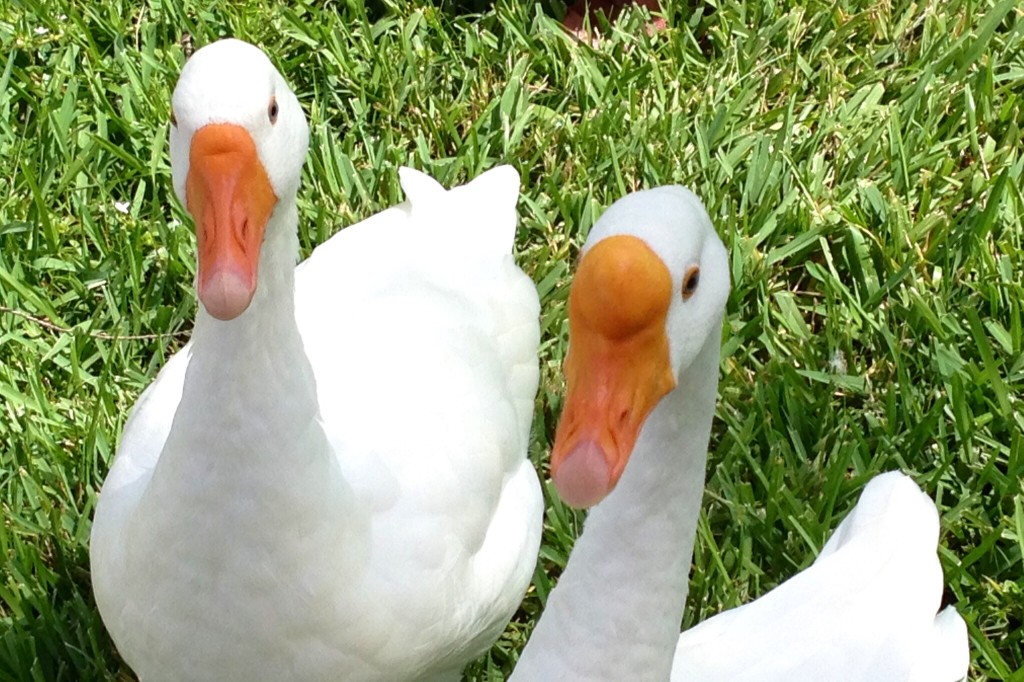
[90,39,541,681]
[672,471,969,681]
[513,187,968,681]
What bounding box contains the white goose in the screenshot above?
[511,187,969,681]
[90,38,542,681]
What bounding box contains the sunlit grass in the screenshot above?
[1,0,1021,679]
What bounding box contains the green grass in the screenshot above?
[1,0,1021,679]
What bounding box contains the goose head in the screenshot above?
[169,38,310,320]
[551,187,729,508]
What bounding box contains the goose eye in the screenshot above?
[170,110,177,127]
[681,266,700,300]
[268,96,279,124]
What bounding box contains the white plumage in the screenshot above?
[90,39,541,681]
[512,187,968,682]
[673,472,970,682]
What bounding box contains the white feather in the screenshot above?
[514,188,968,682]
[91,38,542,682]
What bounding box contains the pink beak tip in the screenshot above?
[198,268,256,321]
[552,439,613,509]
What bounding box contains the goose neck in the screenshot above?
[513,323,722,681]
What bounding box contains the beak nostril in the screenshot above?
[235,218,249,252]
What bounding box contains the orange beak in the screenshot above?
[185,123,277,320]
[551,235,676,508]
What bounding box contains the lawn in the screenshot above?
[1,0,1022,679]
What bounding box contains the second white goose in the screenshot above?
[511,186,968,682]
